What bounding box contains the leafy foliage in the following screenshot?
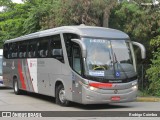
[62,0,116,26]
[146,36,160,96]
[0,3,30,47]
[0,0,117,44]
[110,2,160,63]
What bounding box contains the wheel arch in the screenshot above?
[13,74,22,95]
[12,74,18,86]
[55,80,64,96]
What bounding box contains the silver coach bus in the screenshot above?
[3,25,146,106]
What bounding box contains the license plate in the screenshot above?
[111,96,120,101]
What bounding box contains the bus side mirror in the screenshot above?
[71,39,87,58]
[132,42,146,59]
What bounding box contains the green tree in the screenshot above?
[146,36,160,96]
[0,3,30,47]
[60,0,117,27]
[0,0,12,6]
[23,0,117,31]
[109,1,160,63]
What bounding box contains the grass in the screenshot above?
[137,90,151,97]
[137,90,160,102]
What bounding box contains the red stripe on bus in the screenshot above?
[89,83,113,88]
[18,60,26,90]
[26,60,34,92]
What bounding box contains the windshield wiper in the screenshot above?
[113,53,129,80]
[109,42,116,78]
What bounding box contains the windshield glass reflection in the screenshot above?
[82,38,136,80]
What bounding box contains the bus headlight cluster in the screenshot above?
[131,81,138,90]
[79,81,98,91]
[89,86,98,91]
[132,85,137,90]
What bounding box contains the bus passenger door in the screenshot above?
[72,44,83,103]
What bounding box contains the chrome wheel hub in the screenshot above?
[14,81,18,92]
[59,88,66,103]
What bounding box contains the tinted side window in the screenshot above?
[63,33,80,66]
[3,43,9,59]
[18,42,28,58]
[28,41,37,58]
[50,35,64,63]
[37,38,49,58]
[72,44,82,75]
[10,43,18,58]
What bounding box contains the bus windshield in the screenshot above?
[82,38,137,82]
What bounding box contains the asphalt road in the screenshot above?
[0,87,160,120]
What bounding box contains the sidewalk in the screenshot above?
[137,97,160,102]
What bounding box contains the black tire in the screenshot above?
[55,84,70,106]
[13,79,21,95]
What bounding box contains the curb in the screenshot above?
[137,97,160,102]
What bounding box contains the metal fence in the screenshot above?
[137,64,150,91]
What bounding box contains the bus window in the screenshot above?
[19,42,28,58]
[50,35,64,63]
[3,44,9,59]
[63,33,80,67]
[10,43,18,58]
[28,41,37,58]
[72,44,82,75]
[37,39,49,58]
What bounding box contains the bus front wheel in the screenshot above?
[56,84,70,106]
[13,79,21,95]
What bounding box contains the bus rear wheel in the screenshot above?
[56,84,70,106]
[13,79,21,95]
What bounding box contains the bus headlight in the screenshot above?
[132,85,137,90]
[79,81,98,91]
[89,86,98,91]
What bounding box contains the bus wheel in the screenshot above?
[13,79,21,95]
[56,84,70,106]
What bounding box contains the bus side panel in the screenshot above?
[60,74,72,101]
[26,59,38,93]
[71,72,83,104]
[3,58,36,92]
[36,58,73,99]
[61,63,73,102]
[37,58,52,96]
[36,58,64,96]
[3,58,14,88]
[17,59,36,92]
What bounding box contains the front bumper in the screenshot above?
[81,83,137,104]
